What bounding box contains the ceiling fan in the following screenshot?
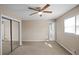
[28,4,52,17]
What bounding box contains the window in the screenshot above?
[76,15,79,35]
[64,16,75,33]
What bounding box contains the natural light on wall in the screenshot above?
[64,16,75,34]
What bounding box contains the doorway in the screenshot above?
[48,22,55,41]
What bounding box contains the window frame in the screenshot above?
[64,15,79,35]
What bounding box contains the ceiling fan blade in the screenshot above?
[30,12,38,16]
[28,7,39,11]
[41,4,50,11]
[43,11,52,13]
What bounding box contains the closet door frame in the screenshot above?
[1,15,22,53]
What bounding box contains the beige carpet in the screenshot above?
[2,41,11,55]
[2,41,19,55]
[10,41,71,55]
[0,47,1,55]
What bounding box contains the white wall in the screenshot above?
[56,5,79,55]
[22,20,49,41]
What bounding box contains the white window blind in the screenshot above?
[64,16,75,33]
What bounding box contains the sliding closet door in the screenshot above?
[12,21,19,50]
[2,18,11,55]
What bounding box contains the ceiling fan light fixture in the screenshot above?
[38,12,43,15]
[28,4,52,16]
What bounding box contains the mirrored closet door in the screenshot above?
[2,17,20,55]
[12,20,20,51]
[2,17,11,55]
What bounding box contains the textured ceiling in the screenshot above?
[2,4,77,20]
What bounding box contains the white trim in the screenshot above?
[20,20,22,45]
[1,14,21,22]
[0,15,2,55]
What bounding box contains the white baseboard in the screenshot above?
[22,40,54,42]
[56,41,75,55]
[22,40,46,42]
